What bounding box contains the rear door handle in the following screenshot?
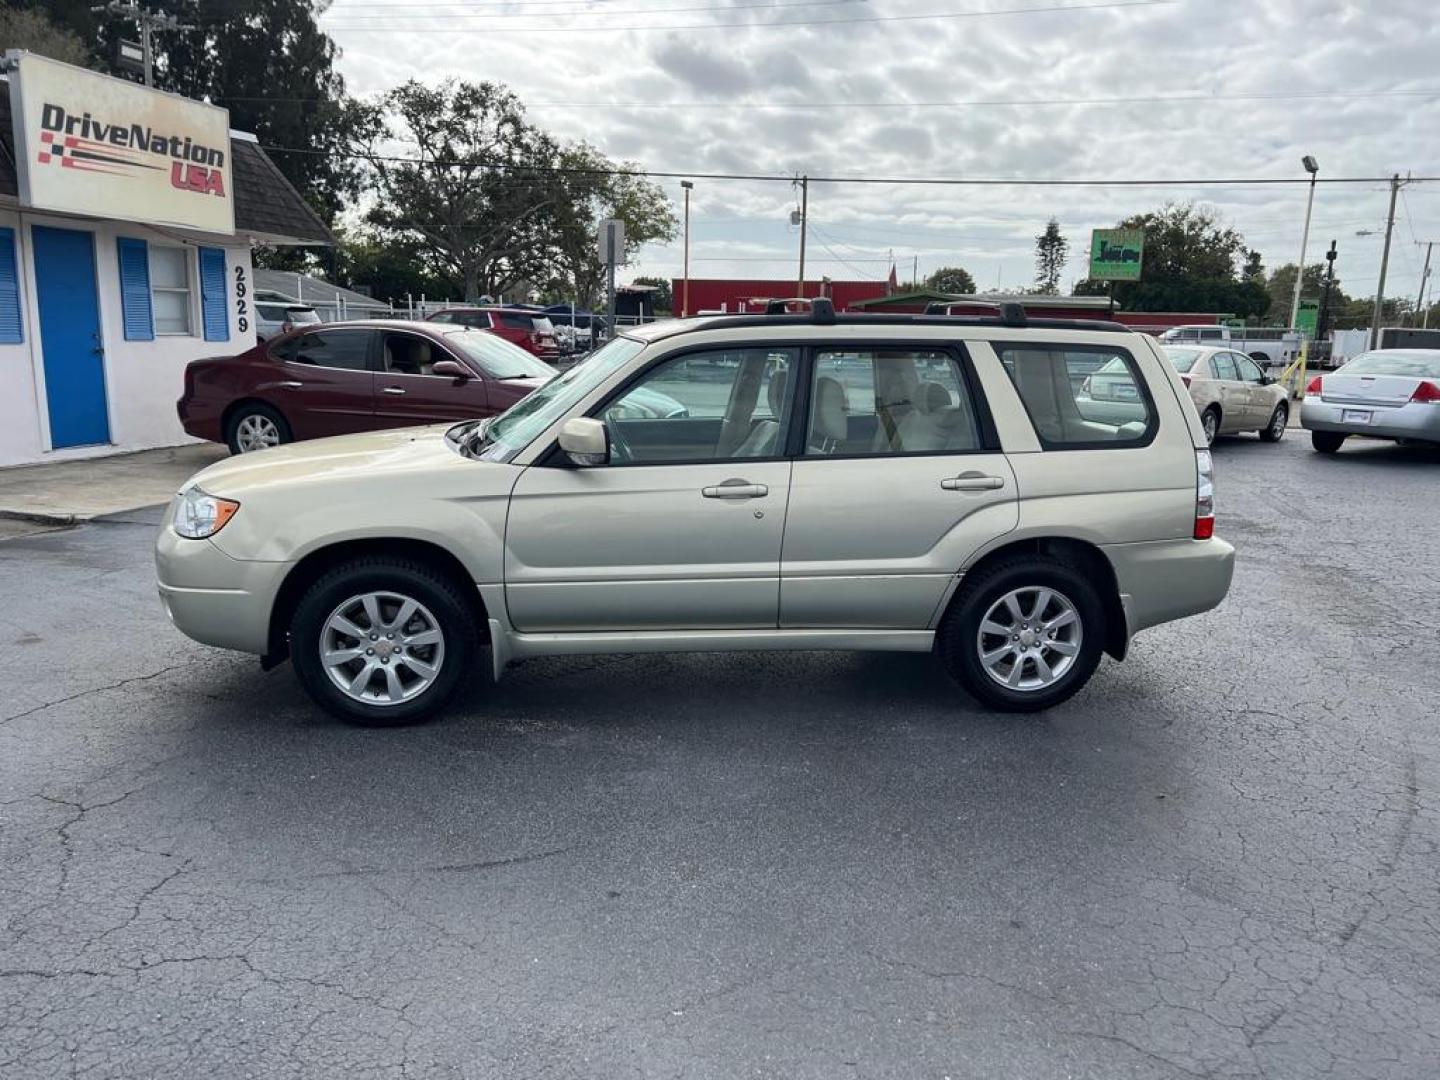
[277,380,303,390]
[380,386,406,396]
[702,479,768,499]
[941,473,1005,492]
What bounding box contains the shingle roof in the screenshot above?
[0,86,330,244]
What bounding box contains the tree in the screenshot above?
[1265,263,1346,323]
[39,0,362,225]
[333,228,457,306]
[356,80,565,301]
[925,266,977,295]
[1034,219,1069,295]
[0,6,92,67]
[1074,203,1269,317]
[629,276,674,315]
[545,144,676,309]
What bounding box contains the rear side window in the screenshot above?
[500,312,536,329]
[1211,352,1239,380]
[996,343,1155,448]
[281,329,373,371]
[807,349,983,456]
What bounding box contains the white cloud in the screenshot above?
[324,0,1440,297]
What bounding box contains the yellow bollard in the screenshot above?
[1296,339,1310,401]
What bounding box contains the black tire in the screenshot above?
[225,402,292,455]
[289,557,481,726]
[937,555,1106,713]
[1259,402,1288,443]
[1200,406,1221,447]
[1311,430,1346,454]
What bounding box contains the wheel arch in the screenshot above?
[264,537,489,667]
[944,535,1128,661]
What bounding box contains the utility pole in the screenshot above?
[912,254,918,289]
[1417,240,1435,329]
[91,1,194,86]
[1317,240,1337,343]
[795,175,808,299]
[1370,174,1403,351]
[680,180,693,318]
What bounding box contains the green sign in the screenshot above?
[1296,298,1319,337]
[1089,228,1145,282]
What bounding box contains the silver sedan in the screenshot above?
[1301,349,1440,453]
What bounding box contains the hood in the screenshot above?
[184,425,468,498]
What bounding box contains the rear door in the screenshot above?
[269,327,378,438]
[779,345,1017,629]
[1208,351,1249,432]
[372,330,491,428]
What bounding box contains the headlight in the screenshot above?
[173,487,240,539]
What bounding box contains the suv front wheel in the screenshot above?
[290,557,481,726]
[938,556,1105,712]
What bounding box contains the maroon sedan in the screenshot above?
[178,320,557,454]
[425,306,562,361]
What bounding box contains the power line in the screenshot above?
[319,0,1174,33]
[321,0,862,18]
[260,144,1440,188]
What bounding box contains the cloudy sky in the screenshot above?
[320,0,1440,302]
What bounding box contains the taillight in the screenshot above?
[1409,380,1440,403]
[1306,375,1323,395]
[1194,449,1215,540]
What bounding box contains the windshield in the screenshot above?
[1339,351,1440,378]
[475,336,646,462]
[442,328,556,379]
[1164,347,1203,372]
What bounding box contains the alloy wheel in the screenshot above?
[320,591,446,706]
[1202,410,1219,446]
[1269,407,1287,439]
[976,586,1083,692]
[235,413,281,452]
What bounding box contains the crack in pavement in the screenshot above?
[1,664,195,727]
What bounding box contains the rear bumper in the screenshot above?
[155,515,287,654]
[1103,536,1235,638]
[1301,399,1440,442]
[176,395,225,443]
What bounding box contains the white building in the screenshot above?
[0,53,328,467]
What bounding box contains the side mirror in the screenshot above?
[558,417,608,466]
[432,359,470,383]
[1257,373,1273,386]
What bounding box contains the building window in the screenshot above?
[149,246,193,336]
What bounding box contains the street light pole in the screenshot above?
[1289,156,1319,331]
[1417,241,1435,329]
[680,180,693,318]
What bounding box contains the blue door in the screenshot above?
[33,226,110,448]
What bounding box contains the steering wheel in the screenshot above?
[605,411,635,464]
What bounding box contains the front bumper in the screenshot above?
[1103,536,1236,638]
[155,518,288,655]
[1301,398,1440,442]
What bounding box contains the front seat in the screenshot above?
[807,376,849,454]
[733,368,789,457]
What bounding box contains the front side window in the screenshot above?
[150,246,193,335]
[382,333,439,375]
[1235,356,1265,383]
[806,349,981,456]
[282,329,373,371]
[601,348,797,464]
[997,343,1155,448]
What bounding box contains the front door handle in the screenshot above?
[277,380,303,390]
[941,472,1005,492]
[380,386,406,396]
[701,479,768,499]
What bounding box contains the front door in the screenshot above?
[33,226,109,448]
[780,346,1018,628]
[1233,354,1272,425]
[372,330,491,429]
[504,346,797,632]
[268,327,378,439]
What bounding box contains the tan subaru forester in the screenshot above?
[157,302,1234,726]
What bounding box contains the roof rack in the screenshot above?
[642,310,1134,339]
[760,296,836,323]
[923,300,1028,327]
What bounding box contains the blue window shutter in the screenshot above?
[0,228,21,344]
[117,237,153,341]
[198,247,228,342]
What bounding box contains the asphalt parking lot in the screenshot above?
[2,433,1437,1079]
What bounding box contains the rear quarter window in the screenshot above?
[996,342,1157,449]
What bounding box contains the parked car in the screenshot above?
[254,298,320,343]
[1301,349,1440,453]
[157,304,1234,726]
[426,306,562,360]
[177,320,557,454]
[1160,346,1291,445]
[1159,324,1304,367]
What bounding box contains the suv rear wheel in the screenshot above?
[289,557,480,726]
[938,555,1105,712]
